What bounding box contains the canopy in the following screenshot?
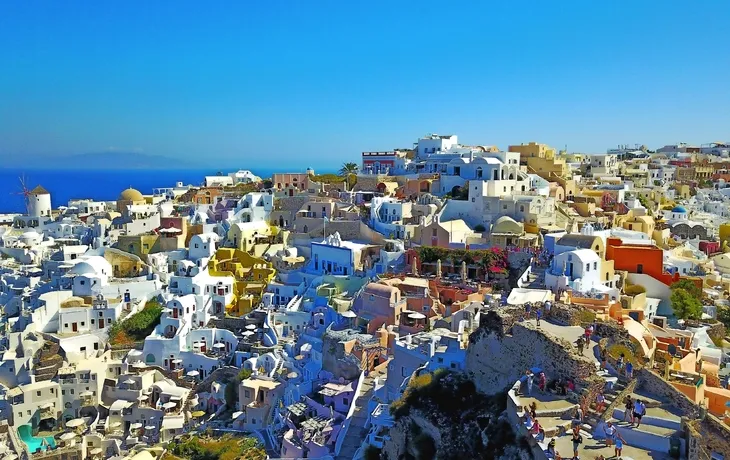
[245,324,257,330]
[65,418,85,428]
[191,411,206,418]
[187,370,200,377]
[123,379,136,385]
[172,358,183,364]
[408,312,426,319]
[59,432,77,441]
[40,402,54,409]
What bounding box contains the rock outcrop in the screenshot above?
[466,310,595,395]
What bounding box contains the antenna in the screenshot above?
[14,175,32,215]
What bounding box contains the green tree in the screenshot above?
[237,368,252,381]
[717,305,730,330]
[339,162,359,189]
[670,288,702,320]
[670,279,702,299]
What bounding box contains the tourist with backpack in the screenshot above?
[571,427,583,459]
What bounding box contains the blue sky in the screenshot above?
[1,1,729,169]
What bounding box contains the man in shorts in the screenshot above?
[633,399,646,428]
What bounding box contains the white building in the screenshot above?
[545,248,618,299]
[228,170,261,184]
[27,185,53,219]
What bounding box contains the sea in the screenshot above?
[0,168,288,213]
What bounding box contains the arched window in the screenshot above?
[476,167,483,179]
[303,225,308,233]
[146,353,156,364]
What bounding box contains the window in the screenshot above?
[80,322,85,327]
[343,398,349,405]
[93,342,99,350]
[37,391,41,396]
[245,390,250,398]
[585,263,590,271]
[62,390,66,395]
[594,262,598,270]
[91,319,95,325]
[80,280,85,285]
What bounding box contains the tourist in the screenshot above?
[571,427,583,459]
[544,300,552,315]
[538,372,547,393]
[525,303,532,320]
[625,361,634,379]
[531,418,545,441]
[595,392,606,413]
[536,307,543,326]
[623,396,634,424]
[547,438,557,458]
[617,353,625,374]
[584,325,592,344]
[555,378,566,395]
[574,406,584,425]
[565,379,575,394]
[526,370,535,395]
[614,430,626,458]
[603,421,616,448]
[633,399,646,428]
[600,349,607,370]
[576,336,585,353]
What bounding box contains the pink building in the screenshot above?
[352,283,407,333]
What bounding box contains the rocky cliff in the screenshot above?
[381,370,531,460]
[465,309,596,395]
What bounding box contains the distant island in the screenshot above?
[3,151,197,170]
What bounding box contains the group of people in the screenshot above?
[522,402,545,440]
[623,395,647,427]
[523,300,551,326]
[523,369,548,395]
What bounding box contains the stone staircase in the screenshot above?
[335,374,377,460]
[525,265,546,289]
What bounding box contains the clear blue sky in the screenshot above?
[1,1,729,169]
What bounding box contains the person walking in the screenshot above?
[538,372,547,393]
[600,348,607,370]
[625,361,634,379]
[536,307,543,326]
[623,396,634,424]
[571,427,582,459]
[526,370,535,395]
[603,421,616,448]
[576,336,585,354]
[614,430,626,458]
[525,303,532,320]
[633,399,646,428]
[596,392,606,413]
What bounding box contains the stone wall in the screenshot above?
[594,320,630,343]
[194,366,240,395]
[546,302,584,326]
[686,415,730,460]
[635,368,700,418]
[466,310,596,395]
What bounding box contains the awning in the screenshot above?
[161,417,185,430]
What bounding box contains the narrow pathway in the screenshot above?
[335,371,382,460]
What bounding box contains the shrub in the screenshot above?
[168,435,265,460]
[579,310,597,325]
[607,343,637,365]
[624,284,646,296]
[108,298,163,345]
[238,368,252,381]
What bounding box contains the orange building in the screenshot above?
[605,237,680,286]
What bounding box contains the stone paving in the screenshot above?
[552,434,674,460]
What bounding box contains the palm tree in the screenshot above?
[339,162,359,190]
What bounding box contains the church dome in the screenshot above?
[119,188,144,202]
[671,206,687,213]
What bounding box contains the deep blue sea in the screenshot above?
[0,168,286,213]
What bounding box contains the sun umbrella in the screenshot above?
[144,425,156,431]
[59,432,76,441]
[80,391,93,397]
[123,379,136,385]
[245,324,257,330]
[172,358,183,364]
[162,402,177,409]
[242,331,255,337]
[213,343,226,349]
[129,422,143,430]
[191,410,206,418]
[408,312,426,319]
[186,370,199,377]
[66,418,85,428]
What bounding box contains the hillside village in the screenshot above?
[0,136,729,460]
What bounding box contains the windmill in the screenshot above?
[14,175,32,215]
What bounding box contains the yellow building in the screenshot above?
[117,234,161,259]
[116,188,146,216]
[227,221,273,254]
[208,248,276,316]
[104,247,148,278]
[509,142,557,163]
[719,223,730,246]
